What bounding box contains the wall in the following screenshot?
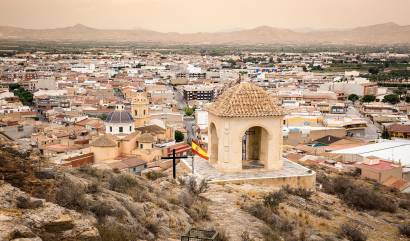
[62,153,94,167]
[119,135,138,155]
[209,173,316,190]
[91,146,119,162]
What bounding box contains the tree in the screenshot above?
[348,94,360,103]
[174,130,184,142]
[405,96,410,103]
[382,94,400,105]
[8,83,21,91]
[12,87,33,105]
[368,67,379,75]
[381,128,390,139]
[361,95,376,103]
[183,106,194,116]
[393,87,407,99]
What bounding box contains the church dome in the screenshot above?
[105,110,134,123]
[207,82,284,117]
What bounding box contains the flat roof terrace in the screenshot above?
[181,156,316,189]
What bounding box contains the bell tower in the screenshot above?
[131,91,150,127]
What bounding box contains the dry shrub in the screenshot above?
[108,173,140,192]
[179,190,195,208]
[261,227,281,241]
[86,181,100,194]
[89,200,126,220]
[145,171,167,181]
[241,231,254,241]
[340,223,367,241]
[263,190,287,210]
[78,165,112,181]
[55,177,87,211]
[244,201,294,234]
[399,223,410,237]
[122,201,144,219]
[98,220,154,241]
[399,200,410,210]
[245,202,271,220]
[343,186,397,212]
[142,216,161,236]
[318,175,397,212]
[215,227,229,241]
[187,200,209,221]
[282,185,314,200]
[186,177,209,196]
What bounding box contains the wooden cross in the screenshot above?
[161,149,190,179]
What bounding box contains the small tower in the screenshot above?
[207,82,285,173]
[131,91,150,127]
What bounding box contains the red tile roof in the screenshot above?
[388,124,410,133]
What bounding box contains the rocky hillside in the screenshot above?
[0,140,217,241]
[0,183,99,241]
[2,139,410,241]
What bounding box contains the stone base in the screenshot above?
[181,157,316,190]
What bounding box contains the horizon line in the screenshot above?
[0,21,407,34]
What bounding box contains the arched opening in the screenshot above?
[209,123,218,164]
[242,126,269,169]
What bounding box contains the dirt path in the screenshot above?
[203,184,268,240]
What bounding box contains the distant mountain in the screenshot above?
[0,22,409,45]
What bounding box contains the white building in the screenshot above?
[105,105,135,135]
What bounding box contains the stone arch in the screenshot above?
[209,122,218,164]
[241,125,270,169]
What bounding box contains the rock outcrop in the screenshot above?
[0,183,100,241]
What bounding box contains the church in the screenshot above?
[89,92,166,167]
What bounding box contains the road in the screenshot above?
[173,87,196,142]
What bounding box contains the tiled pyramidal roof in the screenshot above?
[91,134,118,147]
[105,111,134,123]
[207,82,284,117]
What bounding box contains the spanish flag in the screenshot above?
[191,140,209,160]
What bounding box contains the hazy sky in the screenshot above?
[1,0,410,33]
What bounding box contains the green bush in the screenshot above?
[382,94,400,104]
[361,95,376,103]
[174,130,185,142]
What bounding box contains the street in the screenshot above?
[173,87,196,142]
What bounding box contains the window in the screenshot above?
[134,110,138,115]
[109,126,112,132]
[140,144,143,148]
[119,126,123,133]
[129,126,132,132]
[143,109,146,115]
